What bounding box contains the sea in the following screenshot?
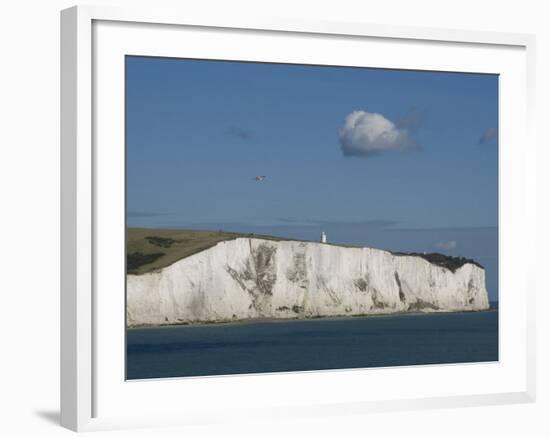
[126,303,499,380]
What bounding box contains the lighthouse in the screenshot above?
[320,231,327,243]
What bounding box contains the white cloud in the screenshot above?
[338,110,415,157]
[435,240,457,251]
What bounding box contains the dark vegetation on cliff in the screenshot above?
[127,252,165,271]
[126,228,484,274]
[391,251,484,272]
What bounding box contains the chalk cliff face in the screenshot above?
[127,238,489,326]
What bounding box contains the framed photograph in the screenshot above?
[61,5,536,432]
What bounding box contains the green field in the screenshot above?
[126,228,292,274]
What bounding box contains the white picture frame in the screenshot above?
[60,5,536,432]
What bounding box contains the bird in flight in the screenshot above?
[253,176,267,181]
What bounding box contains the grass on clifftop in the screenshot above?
[127,228,483,275]
[391,251,484,272]
[127,228,290,274]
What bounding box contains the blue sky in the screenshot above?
[126,56,499,299]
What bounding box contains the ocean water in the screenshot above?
[126,305,498,380]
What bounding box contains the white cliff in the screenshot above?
[127,238,489,326]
